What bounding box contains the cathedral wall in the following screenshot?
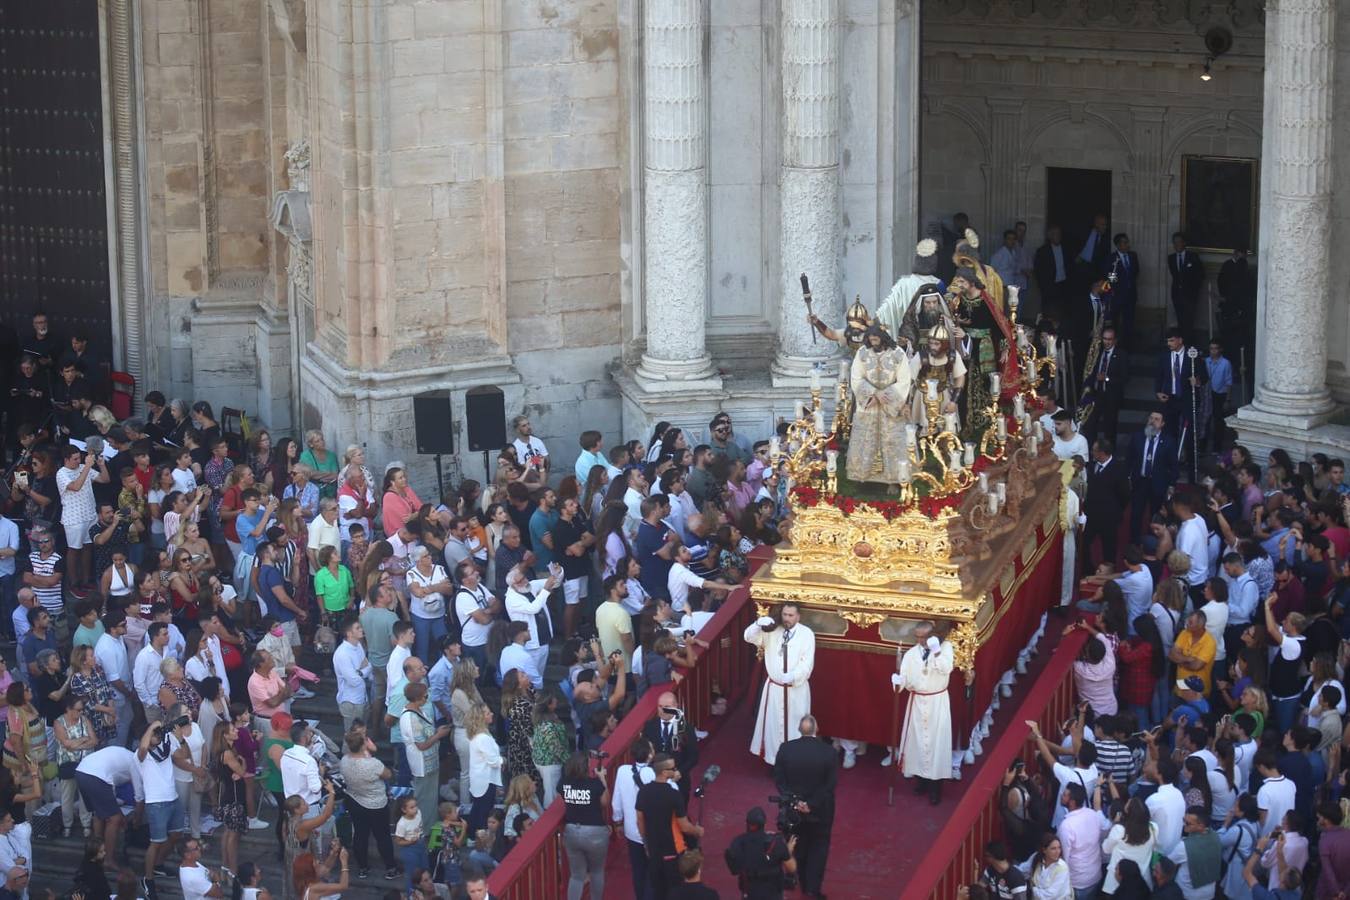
[920,0,1264,337]
[1327,14,1350,404]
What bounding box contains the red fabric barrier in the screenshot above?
[805,524,1063,747]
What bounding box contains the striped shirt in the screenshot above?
[1093,738,1143,784]
[28,550,64,616]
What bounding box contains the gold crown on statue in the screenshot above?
[846,297,872,329]
[930,322,951,343]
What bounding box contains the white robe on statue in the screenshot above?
[895,640,954,781]
[744,622,815,765]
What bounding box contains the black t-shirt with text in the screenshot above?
[636,779,687,859]
[560,776,606,827]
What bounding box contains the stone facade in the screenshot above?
[91,0,1350,481]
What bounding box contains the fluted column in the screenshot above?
[773,0,841,380]
[1250,0,1337,422]
[636,0,718,385]
[985,99,1024,235]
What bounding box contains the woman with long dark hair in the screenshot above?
[595,502,631,578]
[580,465,609,523]
[559,750,611,900]
[1119,615,1164,729]
[1101,797,1155,894]
[1026,832,1071,900]
[1182,756,1214,818]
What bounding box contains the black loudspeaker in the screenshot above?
[413,391,455,455]
[465,386,507,452]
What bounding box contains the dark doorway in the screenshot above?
[1046,167,1112,260]
[0,1,113,364]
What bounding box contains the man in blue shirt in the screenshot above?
[234,489,274,604]
[1115,545,1154,633]
[1261,508,1297,565]
[527,488,559,570]
[634,494,677,600]
[1206,340,1234,452]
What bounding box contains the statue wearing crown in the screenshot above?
[909,321,967,434]
[847,322,913,485]
[809,296,876,353]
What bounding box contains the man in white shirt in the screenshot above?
[498,621,543,689]
[133,622,171,723]
[621,469,648,540]
[1197,578,1230,664]
[95,613,134,747]
[454,561,500,676]
[510,415,549,478]
[333,618,371,733]
[281,721,329,851]
[504,566,558,677]
[666,545,733,614]
[1253,751,1295,837]
[1173,492,1210,606]
[1049,410,1089,462]
[0,515,17,640]
[178,837,224,900]
[385,621,414,705]
[1219,552,1260,644]
[1146,756,1188,854]
[76,746,144,867]
[0,812,32,888]
[10,589,36,684]
[137,713,189,886]
[306,499,341,570]
[611,737,664,897]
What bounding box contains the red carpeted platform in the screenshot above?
[598,622,1069,899]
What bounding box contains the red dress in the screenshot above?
[1116,637,1155,707]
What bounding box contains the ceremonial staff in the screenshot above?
[886,685,901,806]
[1188,346,1199,481]
[800,273,817,344]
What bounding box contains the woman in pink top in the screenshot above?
[381,467,422,537]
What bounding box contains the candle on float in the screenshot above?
[926,379,938,402]
[826,449,838,473]
[898,459,912,483]
[964,442,976,466]
[793,400,805,421]
[1045,334,1057,356]
[1013,394,1025,419]
[839,360,850,383]
[943,412,959,435]
[989,372,1000,397]
[987,492,999,514]
[905,424,918,448]
[1007,285,1020,312]
[1023,413,1034,434]
[950,449,963,471]
[978,472,989,493]
[769,436,781,459]
[813,410,826,434]
[995,482,1007,502]
[810,367,821,393]
[996,417,1007,441]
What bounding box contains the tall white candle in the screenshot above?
[1045,334,1057,356]
[793,400,805,421]
[905,424,918,448]
[769,436,781,459]
[926,379,938,402]
[813,410,825,434]
[995,482,1007,502]
[826,449,838,473]
[950,449,963,471]
[898,459,912,483]
[1013,394,1025,419]
[963,442,976,466]
[978,472,989,493]
[839,360,850,383]
[987,492,999,514]
[989,373,1000,397]
[943,412,959,435]
[996,417,1007,441]
[810,367,821,393]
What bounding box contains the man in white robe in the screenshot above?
[744,603,815,765]
[891,621,953,804]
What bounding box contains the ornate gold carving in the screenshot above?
[949,620,982,671]
[837,609,889,628]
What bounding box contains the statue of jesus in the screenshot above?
[847,324,913,484]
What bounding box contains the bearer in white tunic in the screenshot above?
[744,604,815,766]
[891,623,953,804]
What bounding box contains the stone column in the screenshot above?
[636,0,718,386]
[773,0,841,382]
[985,99,1024,235]
[1247,0,1338,425]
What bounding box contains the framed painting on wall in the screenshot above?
[1180,155,1259,253]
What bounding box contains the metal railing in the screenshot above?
[488,565,763,898]
[902,628,1088,900]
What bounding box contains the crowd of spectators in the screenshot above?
[0,315,794,900]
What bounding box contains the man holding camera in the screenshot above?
[137,708,191,891]
[744,603,815,765]
[773,715,837,900]
[643,692,699,800]
[724,806,796,899]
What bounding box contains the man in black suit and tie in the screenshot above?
[1127,410,1178,541]
[642,691,699,799]
[1034,225,1071,320]
[1167,232,1205,342]
[1083,327,1126,446]
[1082,437,1130,570]
[1074,213,1111,295]
[773,715,838,900]
[1109,233,1140,348]
[1154,328,1208,445]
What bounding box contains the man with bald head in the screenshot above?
[773,715,837,899]
[890,621,957,805]
[642,691,699,799]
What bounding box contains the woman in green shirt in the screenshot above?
[314,546,355,620]
[298,430,341,499]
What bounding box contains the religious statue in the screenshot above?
[909,322,966,433]
[808,297,873,353]
[876,237,944,338]
[897,283,959,354]
[847,324,913,484]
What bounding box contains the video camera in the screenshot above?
[768,793,804,836]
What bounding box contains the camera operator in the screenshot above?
[636,753,704,900]
[724,806,796,899]
[772,715,836,900]
[643,692,699,800]
[136,708,192,891]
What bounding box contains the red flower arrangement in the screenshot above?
[790,482,964,521]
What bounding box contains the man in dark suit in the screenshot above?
[1083,326,1126,446]
[1082,437,1131,570]
[1153,328,1208,445]
[1034,225,1070,321]
[1127,410,1179,541]
[642,692,699,799]
[1108,233,1141,348]
[1167,232,1205,342]
[773,715,838,900]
